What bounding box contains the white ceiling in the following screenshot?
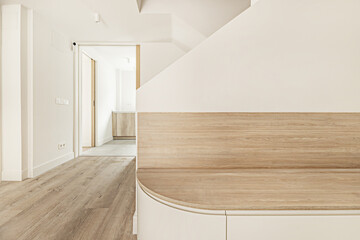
[0,0,251,58]
[0,0,172,42]
[82,46,136,70]
[0,0,251,42]
[141,0,251,36]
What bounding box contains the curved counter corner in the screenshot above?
[137,184,226,240]
[136,168,360,240]
[137,168,360,211]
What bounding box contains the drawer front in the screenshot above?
[228,215,360,240]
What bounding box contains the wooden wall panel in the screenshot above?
[137,113,360,169]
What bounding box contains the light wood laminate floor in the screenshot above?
[0,156,137,240]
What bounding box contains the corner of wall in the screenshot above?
[96,136,113,147]
[1,170,23,181]
[33,152,74,177]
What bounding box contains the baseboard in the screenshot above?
[33,152,74,177]
[96,136,113,146]
[133,211,137,235]
[1,170,23,181]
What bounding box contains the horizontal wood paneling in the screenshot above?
[138,113,360,169]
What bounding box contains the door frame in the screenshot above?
[91,58,96,147]
[73,42,140,158]
[79,52,96,150]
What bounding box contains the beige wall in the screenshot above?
[32,12,74,176]
[137,0,360,112]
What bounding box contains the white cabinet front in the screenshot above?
[137,188,226,240]
[227,215,360,240]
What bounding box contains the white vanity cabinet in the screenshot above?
[137,188,226,240]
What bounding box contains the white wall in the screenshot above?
[0,5,31,180]
[140,42,185,85]
[171,15,206,52]
[20,5,29,177]
[117,70,136,112]
[137,0,360,112]
[116,69,121,111]
[141,0,250,37]
[32,12,74,176]
[95,57,116,146]
[0,4,2,180]
[81,53,92,147]
[1,5,23,180]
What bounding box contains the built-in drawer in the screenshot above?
[227,215,360,240]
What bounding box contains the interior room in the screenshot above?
[79,46,137,156]
[0,0,360,240]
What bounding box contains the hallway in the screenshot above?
[0,156,137,240]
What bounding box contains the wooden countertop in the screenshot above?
[137,168,360,211]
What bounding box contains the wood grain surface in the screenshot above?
[138,113,360,169]
[137,168,360,211]
[0,156,137,240]
[113,112,136,137]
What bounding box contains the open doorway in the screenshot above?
[77,45,138,157]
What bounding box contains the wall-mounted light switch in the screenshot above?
[55,97,70,105]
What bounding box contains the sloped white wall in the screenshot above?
[140,42,186,85]
[171,15,206,52]
[137,0,360,112]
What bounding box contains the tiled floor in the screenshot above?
[81,140,136,156]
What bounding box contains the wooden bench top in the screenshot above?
[137,168,360,211]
